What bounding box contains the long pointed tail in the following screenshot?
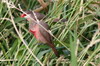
[48,43,59,57]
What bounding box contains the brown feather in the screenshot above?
[38,21,59,57]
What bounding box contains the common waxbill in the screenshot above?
[21,11,59,57]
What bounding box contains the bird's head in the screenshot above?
[20,11,33,20]
[21,11,45,21]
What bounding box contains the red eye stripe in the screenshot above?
[20,14,26,17]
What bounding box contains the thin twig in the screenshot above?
[0,59,17,61]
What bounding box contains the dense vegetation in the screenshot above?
[0,0,100,66]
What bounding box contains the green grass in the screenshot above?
[0,0,100,66]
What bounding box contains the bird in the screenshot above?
[20,11,59,57]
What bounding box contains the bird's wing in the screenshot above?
[39,21,53,44]
[35,12,45,20]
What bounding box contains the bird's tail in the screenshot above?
[48,43,59,57]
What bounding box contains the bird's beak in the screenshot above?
[20,14,26,17]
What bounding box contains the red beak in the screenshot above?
[20,14,26,17]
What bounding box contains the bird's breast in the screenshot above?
[29,25,39,39]
[29,24,47,43]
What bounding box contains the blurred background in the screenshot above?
[0,0,100,66]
